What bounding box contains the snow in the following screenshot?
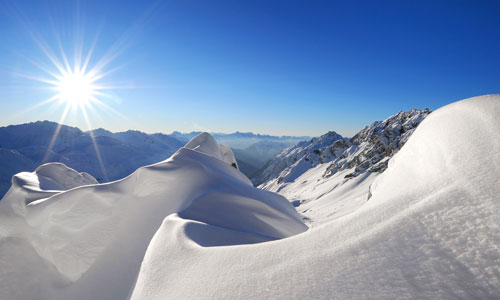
[0,163,97,217]
[0,148,37,200]
[254,108,431,189]
[0,121,184,196]
[257,108,431,227]
[0,123,304,198]
[130,95,500,299]
[253,131,344,186]
[0,95,499,299]
[0,132,306,299]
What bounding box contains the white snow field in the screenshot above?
[0,133,306,300]
[1,95,500,299]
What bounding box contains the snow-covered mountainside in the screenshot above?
[0,95,498,300]
[0,133,307,300]
[91,129,184,158]
[255,109,431,191]
[253,131,345,186]
[0,123,303,198]
[131,95,500,299]
[0,121,184,198]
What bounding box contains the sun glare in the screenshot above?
[22,33,124,181]
[18,8,143,183]
[56,71,95,106]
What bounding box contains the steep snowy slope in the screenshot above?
[0,96,498,300]
[257,109,431,214]
[253,131,345,185]
[0,133,306,300]
[130,95,500,299]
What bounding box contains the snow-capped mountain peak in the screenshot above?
[324,108,432,178]
[256,108,431,194]
[252,130,345,186]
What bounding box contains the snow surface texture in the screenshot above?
[131,95,500,299]
[0,95,499,300]
[0,133,306,300]
[1,163,97,217]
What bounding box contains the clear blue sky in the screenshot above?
[0,0,499,137]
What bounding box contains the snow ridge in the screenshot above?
[253,131,345,186]
[256,109,431,191]
[324,108,431,178]
[129,95,500,300]
[0,132,306,300]
[0,97,499,299]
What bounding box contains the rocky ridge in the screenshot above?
[256,108,432,188]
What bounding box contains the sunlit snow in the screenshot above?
[0,95,498,299]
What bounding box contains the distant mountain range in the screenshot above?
[147,131,308,176]
[2,96,499,300]
[170,131,310,148]
[0,121,308,198]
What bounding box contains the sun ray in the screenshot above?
[43,102,71,163]
[18,54,63,80]
[13,73,61,86]
[10,95,61,120]
[31,34,68,76]
[88,95,127,119]
[13,2,162,179]
[80,103,108,181]
[29,33,131,178]
[56,35,72,74]
[81,31,100,75]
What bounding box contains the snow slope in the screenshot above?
[253,131,345,186]
[256,109,432,225]
[130,95,500,299]
[256,109,431,190]
[0,96,498,299]
[0,133,306,300]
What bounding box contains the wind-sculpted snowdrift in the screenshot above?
[0,96,499,300]
[130,95,500,299]
[0,133,307,300]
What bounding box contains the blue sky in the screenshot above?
[0,0,499,137]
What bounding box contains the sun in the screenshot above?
[55,70,96,106]
[19,17,134,182]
